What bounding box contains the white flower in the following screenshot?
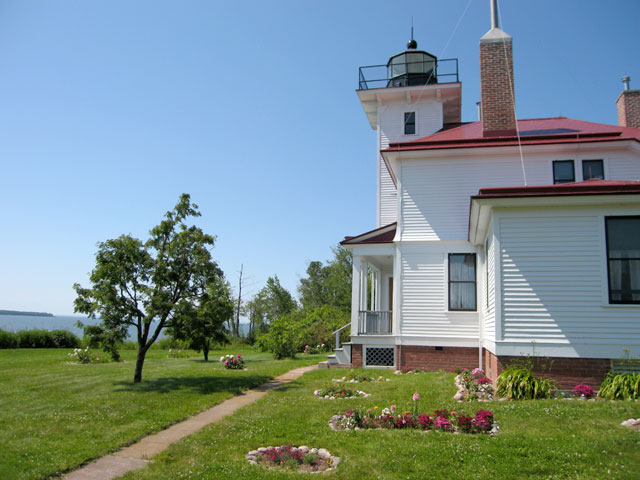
[220,356,225,362]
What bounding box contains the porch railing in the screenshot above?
[358,310,392,335]
[332,323,351,350]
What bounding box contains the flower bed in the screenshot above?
[314,384,369,399]
[454,368,494,401]
[246,444,340,473]
[329,404,496,434]
[328,393,497,434]
[332,372,389,383]
[220,354,245,370]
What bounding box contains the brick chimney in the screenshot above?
[617,77,640,128]
[479,0,516,137]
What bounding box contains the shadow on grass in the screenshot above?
[113,375,272,395]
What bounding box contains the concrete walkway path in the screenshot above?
[62,364,318,480]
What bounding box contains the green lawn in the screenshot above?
[119,369,640,480]
[0,347,324,480]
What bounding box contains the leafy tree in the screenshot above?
[246,275,296,340]
[169,274,234,361]
[74,194,221,382]
[298,246,352,313]
[256,305,349,359]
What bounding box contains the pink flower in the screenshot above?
[412,393,420,402]
[224,360,229,365]
[237,354,242,359]
[390,405,396,412]
[232,357,237,363]
[472,368,484,378]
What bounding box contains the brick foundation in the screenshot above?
[398,345,478,371]
[483,349,610,390]
[351,344,363,367]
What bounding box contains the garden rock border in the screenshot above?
[621,418,640,431]
[314,389,370,399]
[246,445,340,473]
[331,377,389,383]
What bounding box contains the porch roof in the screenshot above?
[341,222,396,245]
[472,179,640,199]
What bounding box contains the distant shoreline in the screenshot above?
[0,310,54,317]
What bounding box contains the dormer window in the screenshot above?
[404,112,416,135]
[583,159,604,180]
[553,160,575,184]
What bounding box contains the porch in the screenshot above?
[352,253,394,336]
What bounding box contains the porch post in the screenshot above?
[351,256,361,335]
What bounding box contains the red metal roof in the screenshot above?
[341,223,397,245]
[386,117,640,151]
[473,179,640,199]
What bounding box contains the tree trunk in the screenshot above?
[133,345,148,383]
[203,341,209,362]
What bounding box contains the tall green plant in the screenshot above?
[597,372,640,400]
[496,362,557,400]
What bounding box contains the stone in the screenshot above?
[290,447,298,453]
[332,456,341,467]
[249,460,257,465]
[317,448,330,459]
[453,392,464,401]
[310,448,318,454]
[247,450,259,456]
[298,446,309,454]
[246,455,258,462]
[257,447,267,453]
[354,427,361,431]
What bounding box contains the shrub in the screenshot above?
[50,330,81,348]
[17,329,55,348]
[496,362,557,400]
[67,347,97,364]
[80,324,124,362]
[573,383,595,399]
[220,354,245,370]
[597,372,640,400]
[0,329,18,349]
[156,338,190,350]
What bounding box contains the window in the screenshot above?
[449,253,476,311]
[606,217,640,304]
[553,160,575,184]
[404,112,416,135]
[582,159,604,180]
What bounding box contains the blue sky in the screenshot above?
[1,0,639,315]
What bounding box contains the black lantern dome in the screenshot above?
[387,38,438,87]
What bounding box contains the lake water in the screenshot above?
[0,314,250,340]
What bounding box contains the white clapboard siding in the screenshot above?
[377,99,443,227]
[499,213,640,346]
[401,157,530,240]
[379,155,397,226]
[607,155,640,180]
[483,230,496,340]
[401,253,478,339]
[400,151,640,241]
